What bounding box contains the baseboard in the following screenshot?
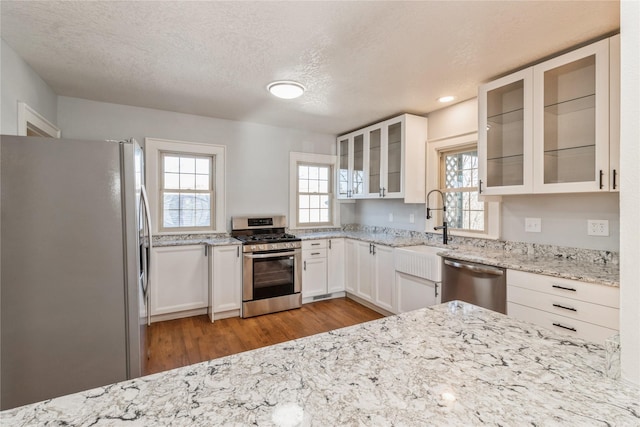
[150,307,208,323]
[345,293,394,317]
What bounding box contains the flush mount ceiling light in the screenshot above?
[438,95,456,103]
[267,81,306,99]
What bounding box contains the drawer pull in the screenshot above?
[311,243,321,246]
[552,303,577,312]
[552,284,577,292]
[311,252,321,255]
[553,322,577,332]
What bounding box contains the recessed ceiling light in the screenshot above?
[438,96,456,103]
[267,81,306,99]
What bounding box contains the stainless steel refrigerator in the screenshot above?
[0,135,152,410]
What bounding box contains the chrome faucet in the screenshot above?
[426,189,448,245]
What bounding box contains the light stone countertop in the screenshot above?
[2,301,638,426]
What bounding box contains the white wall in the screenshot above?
[619,0,640,386]
[57,96,335,231]
[0,39,58,135]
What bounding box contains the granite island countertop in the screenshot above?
[3,301,638,426]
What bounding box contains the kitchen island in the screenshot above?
[2,302,638,426]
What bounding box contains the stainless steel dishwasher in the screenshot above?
[441,257,506,314]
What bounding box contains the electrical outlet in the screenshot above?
[525,218,541,233]
[588,219,609,236]
[388,213,394,222]
[409,214,415,224]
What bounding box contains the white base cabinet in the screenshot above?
[327,238,346,293]
[506,269,619,344]
[210,245,242,321]
[302,239,346,301]
[345,239,395,312]
[396,272,440,314]
[150,245,209,320]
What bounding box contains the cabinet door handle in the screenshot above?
[329,240,332,249]
[552,303,577,312]
[237,246,240,257]
[552,284,577,292]
[379,188,383,197]
[382,187,386,197]
[613,169,617,190]
[369,243,372,254]
[311,252,321,255]
[553,322,577,332]
[304,260,307,271]
[479,179,483,194]
[435,283,439,298]
[372,245,376,255]
[311,243,321,246]
[204,245,208,256]
[599,169,604,190]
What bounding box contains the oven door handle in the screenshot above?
[244,251,299,259]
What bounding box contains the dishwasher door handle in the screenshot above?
[443,259,504,276]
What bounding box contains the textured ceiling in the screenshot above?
[0,1,619,135]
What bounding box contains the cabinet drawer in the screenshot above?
[303,248,327,259]
[507,270,619,308]
[508,285,619,329]
[302,240,327,250]
[507,302,618,345]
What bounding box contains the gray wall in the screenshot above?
[57,96,335,231]
[1,39,58,135]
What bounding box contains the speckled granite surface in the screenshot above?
[152,225,619,286]
[3,301,638,426]
[153,234,241,247]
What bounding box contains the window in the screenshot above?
[145,138,226,234]
[440,147,486,232]
[297,163,332,225]
[161,153,214,230]
[426,133,500,240]
[289,152,339,229]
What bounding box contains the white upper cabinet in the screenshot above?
[533,38,610,193]
[478,36,619,195]
[337,114,427,202]
[479,68,534,195]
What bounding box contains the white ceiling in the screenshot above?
[0,1,619,135]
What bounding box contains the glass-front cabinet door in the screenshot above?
[384,117,404,197]
[533,39,609,193]
[478,68,533,195]
[366,126,382,197]
[352,132,365,197]
[337,136,351,199]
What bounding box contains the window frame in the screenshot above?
[289,152,340,229]
[159,151,215,232]
[146,138,226,235]
[439,144,488,234]
[296,161,333,227]
[426,133,501,240]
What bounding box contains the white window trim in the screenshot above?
[426,132,501,240]
[17,101,61,138]
[146,137,226,235]
[289,152,340,229]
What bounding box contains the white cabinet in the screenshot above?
[478,68,534,195]
[345,239,395,312]
[396,272,440,313]
[302,240,328,299]
[507,269,619,344]
[327,238,346,293]
[337,114,427,202]
[372,244,395,312]
[150,245,208,319]
[478,36,619,195]
[345,239,358,294]
[210,244,242,321]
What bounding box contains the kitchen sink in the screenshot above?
[395,245,449,282]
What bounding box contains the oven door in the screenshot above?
[243,250,301,301]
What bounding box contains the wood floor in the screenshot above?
[145,297,384,375]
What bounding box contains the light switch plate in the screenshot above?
[388,213,393,222]
[409,214,415,224]
[588,219,609,236]
[525,217,542,233]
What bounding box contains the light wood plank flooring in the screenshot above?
[145,297,383,375]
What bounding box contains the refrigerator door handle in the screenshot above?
[140,185,153,326]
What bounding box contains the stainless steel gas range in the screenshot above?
[231,216,302,318]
